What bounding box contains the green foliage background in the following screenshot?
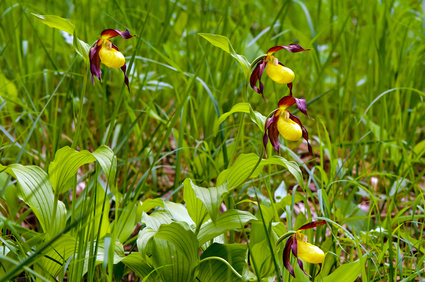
[1,0,424,281]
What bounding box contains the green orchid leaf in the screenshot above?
[155,222,199,266]
[113,203,138,243]
[139,198,165,213]
[183,178,227,226]
[49,145,116,194]
[73,31,91,62]
[183,178,209,228]
[49,146,96,194]
[36,234,77,279]
[214,103,267,135]
[322,259,364,282]
[145,222,199,282]
[198,243,247,281]
[250,239,275,278]
[199,33,250,76]
[32,14,75,35]
[150,237,195,282]
[198,210,258,246]
[32,14,90,61]
[0,164,66,236]
[91,145,117,189]
[121,253,159,281]
[217,153,303,190]
[164,201,195,229]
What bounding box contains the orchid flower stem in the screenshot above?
[250,54,267,70]
[276,231,297,247]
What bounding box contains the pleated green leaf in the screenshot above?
[198,33,250,76]
[183,178,209,228]
[121,253,159,282]
[32,14,75,35]
[164,201,195,229]
[113,202,138,243]
[155,222,199,266]
[32,14,90,61]
[184,178,227,226]
[217,153,303,189]
[91,145,117,189]
[49,145,116,194]
[37,234,77,279]
[214,103,267,135]
[0,164,66,236]
[146,222,199,282]
[198,210,258,246]
[150,238,196,282]
[322,259,364,282]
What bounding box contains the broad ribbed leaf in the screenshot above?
[138,212,173,258]
[184,178,227,225]
[198,33,250,76]
[73,31,91,62]
[183,178,208,227]
[148,222,199,282]
[141,211,172,230]
[150,238,196,282]
[322,259,363,282]
[250,239,274,278]
[121,253,158,281]
[32,14,75,34]
[0,164,66,236]
[217,154,303,189]
[164,201,195,229]
[37,234,77,278]
[114,203,138,243]
[32,14,90,61]
[139,198,164,213]
[137,227,157,259]
[91,145,117,189]
[198,243,247,282]
[254,156,303,186]
[49,146,96,194]
[155,222,199,267]
[214,103,266,135]
[49,145,116,194]
[198,210,258,246]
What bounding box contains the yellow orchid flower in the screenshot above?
[89,29,134,91]
[263,95,313,155]
[250,44,309,100]
[282,220,326,278]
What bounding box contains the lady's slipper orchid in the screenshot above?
[264,95,313,156]
[283,220,326,278]
[250,44,309,100]
[89,29,134,91]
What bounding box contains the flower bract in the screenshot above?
[250,44,309,100]
[263,95,313,155]
[89,29,134,92]
[282,220,326,278]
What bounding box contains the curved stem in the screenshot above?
[250,54,267,70]
[199,256,243,279]
[276,230,297,246]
